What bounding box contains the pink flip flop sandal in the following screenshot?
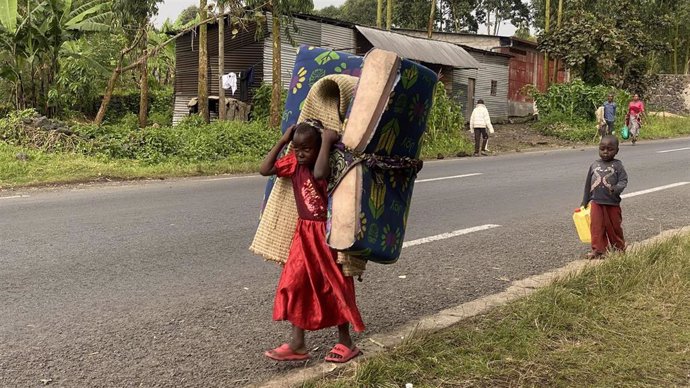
[324,343,362,363]
[264,344,310,361]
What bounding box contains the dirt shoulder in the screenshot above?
[486,122,583,154]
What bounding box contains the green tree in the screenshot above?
[537,0,664,90]
[176,5,199,26]
[253,0,314,127]
[438,0,479,32]
[0,0,112,113]
[94,0,163,125]
[394,0,430,29]
[341,0,377,26]
[315,5,341,19]
[475,0,529,35]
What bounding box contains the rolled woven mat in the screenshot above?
[250,75,366,276]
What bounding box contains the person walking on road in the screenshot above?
[259,119,365,364]
[603,93,617,135]
[626,93,645,145]
[581,135,628,259]
[469,99,494,156]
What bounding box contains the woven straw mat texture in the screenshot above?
[250,75,366,276]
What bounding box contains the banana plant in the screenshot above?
[0,0,113,112]
[0,0,18,32]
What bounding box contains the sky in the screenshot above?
[153,0,517,35]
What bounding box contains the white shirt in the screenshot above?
[222,72,237,95]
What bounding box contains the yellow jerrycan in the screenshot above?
[573,205,591,243]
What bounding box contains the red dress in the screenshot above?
[272,152,365,332]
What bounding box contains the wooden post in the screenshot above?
[386,0,392,30]
[270,12,282,127]
[218,12,226,121]
[198,0,209,123]
[553,0,563,83]
[543,0,551,90]
[138,26,149,128]
[377,0,382,28]
[427,0,435,38]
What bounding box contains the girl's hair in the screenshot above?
[477,99,485,104]
[294,119,324,141]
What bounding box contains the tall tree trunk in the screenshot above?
[139,27,149,128]
[427,0,435,38]
[218,12,226,121]
[493,16,501,35]
[543,0,551,90]
[386,0,392,30]
[377,0,382,28]
[673,18,679,74]
[685,42,690,74]
[198,0,209,123]
[270,13,282,127]
[95,31,144,125]
[486,8,491,35]
[95,65,123,125]
[552,0,562,83]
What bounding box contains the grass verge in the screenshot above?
[307,233,690,387]
[0,131,472,188]
[0,142,261,188]
[536,115,690,143]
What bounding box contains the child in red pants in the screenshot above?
[581,135,628,259]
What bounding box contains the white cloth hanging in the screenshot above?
[222,72,237,95]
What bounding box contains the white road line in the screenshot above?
[403,224,501,248]
[0,195,29,200]
[657,147,690,153]
[621,182,690,199]
[197,175,263,182]
[416,173,482,183]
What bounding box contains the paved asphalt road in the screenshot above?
[1,138,689,387]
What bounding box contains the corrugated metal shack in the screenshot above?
[396,29,567,117]
[172,14,480,124]
[453,46,511,121]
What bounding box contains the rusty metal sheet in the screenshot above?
[356,26,480,69]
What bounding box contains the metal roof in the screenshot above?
[356,26,480,69]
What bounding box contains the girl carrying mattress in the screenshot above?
[259,119,365,363]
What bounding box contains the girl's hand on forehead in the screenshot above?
[322,128,341,143]
[281,125,296,143]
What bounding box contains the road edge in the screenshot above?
[252,225,690,388]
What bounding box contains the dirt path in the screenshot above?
[485,122,583,154]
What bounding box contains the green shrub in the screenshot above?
[526,80,630,124]
[422,82,472,157]
[2,108,280,164]
[251,83,287,122]
[78,116,279,164]
[90,88,174,124]
[0,109,89,152]
[535,114,597,142]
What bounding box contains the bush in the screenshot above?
[251,83,286,122]
[73,116,280,164]
[0,109,89,153]
[1,109,280,164]
[422,82,472,157]
[89,88,174,124]
[525,80,630,124]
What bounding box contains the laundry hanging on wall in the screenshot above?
[222,72,238,95]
